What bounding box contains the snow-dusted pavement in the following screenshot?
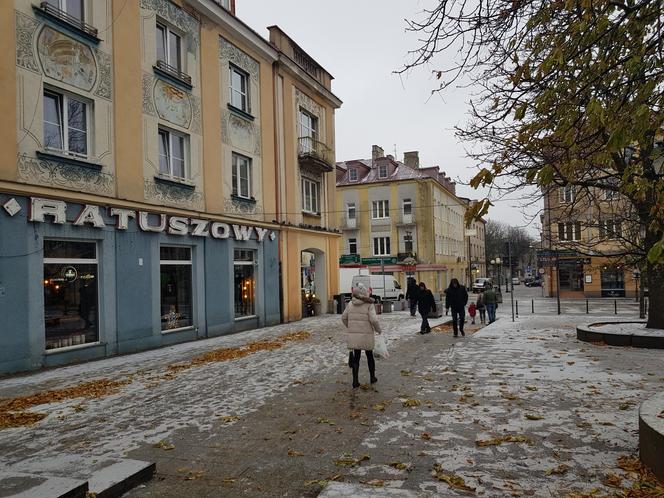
[0,308,662,497]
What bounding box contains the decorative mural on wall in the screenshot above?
[219,38,259,80]
[37,26,97,91]
[154,80,192,128]
[224,198,264,217]
[18,154,114,196]
[15,11,41,74]
[144,179,203,210]
[221,110,261,156]
[294,88,326,141]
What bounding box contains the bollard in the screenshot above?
[586,299,589,314]
[531,299,534,314]
[614,299,617,315]
[516,301,519,318]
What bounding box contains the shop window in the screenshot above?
[234,250,256,318]
[558,260,584,291]
[349,238,357,254]
[44,0,84,22]
[158,128,188,179]
[43,89,90,157]
[601,269,625,297]
[373,236,391,256]
[232,153,252,199]
[302,178,320,214]
[43,240,98,350]
[229,65,249,113]
[160,246,193,331]
[156,22,182,71]
[372,200,389,219]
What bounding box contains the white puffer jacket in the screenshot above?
[341,293,382,351]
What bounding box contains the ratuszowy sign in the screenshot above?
[3,197,277,242]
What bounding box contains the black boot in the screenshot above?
[348,351,353,368]
[351,350,360,388]
[367,351,377,384]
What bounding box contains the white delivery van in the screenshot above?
[339,268,370,297]
[350,274,404,302]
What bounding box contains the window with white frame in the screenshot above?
[302,178,321,214]
[348,168,358,182]
[372,200,389,219]
[160,246,193,331]
[229,65,249,112]
[156,22,182,71]
[158,128,187,179]
[599,219,621,239]
[347,202,356,220]
[373,236,391,256]
[403,198,412,215]
[557,221,582,241]
[299,109,318,153]
[348,238,357,254]
[404,233,414,253]
[559,185,574,203]
[44,0,84,21]
[378,163,388,179]
[43,89,90,157]
[232,153,252,199]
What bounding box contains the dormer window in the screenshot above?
[378,163,388,179]
[349,168,358,182]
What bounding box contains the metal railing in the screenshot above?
[38,2,98,38]
[298,137,333,169]
[155,59,192,87]
[505,297,649,317]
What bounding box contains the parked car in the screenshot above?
[512,277,521,285]
[351,274,403,302]
[472,277,492,293]
[525,277,542,287]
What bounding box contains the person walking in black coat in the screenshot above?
[445,278,469,337]
[405,277,420,317]
[417,282,436,334]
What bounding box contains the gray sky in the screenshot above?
[237,1,542,234]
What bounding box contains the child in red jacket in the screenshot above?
[468,302,477,325]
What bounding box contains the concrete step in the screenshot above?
[0,456,155,498]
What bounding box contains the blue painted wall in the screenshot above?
[0,193,282,374]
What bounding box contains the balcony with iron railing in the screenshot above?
[298,137,333,172]
[35,1,99,42]
[154,59,193,90]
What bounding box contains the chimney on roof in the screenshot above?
[372,145,384,160]
[404,151,419,169]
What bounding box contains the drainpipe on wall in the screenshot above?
[272,60,285,323]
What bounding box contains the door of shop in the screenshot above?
[559,259,584,292]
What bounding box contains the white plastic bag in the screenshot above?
[374,334,389,359]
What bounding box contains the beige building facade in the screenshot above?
[0,0,340,373]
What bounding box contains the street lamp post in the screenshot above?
[632,269,640,304]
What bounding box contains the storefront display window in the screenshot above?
[601,270,625,297]
[43,240,98,350]
[234,250,255,318]
[559,260,584,291]
[160,246,193,330]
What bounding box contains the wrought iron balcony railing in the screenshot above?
[155,59,192,88]
[298,137,333,172]
[38,2,99,39]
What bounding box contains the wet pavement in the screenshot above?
[0,306,661,497]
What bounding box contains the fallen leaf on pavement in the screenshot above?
[476,435,531,447]
[288,449,303,457]
[400,370,412,376]
[389,462,411,471]
[524,414,544,421]
[545,464,570,476]
[421,432,431,441]
[219,415,240,423]
[153,440,175,451]
[602,473,623,488]
[402,399,421,407]
[373,403,386,411]
[432,464,476,492]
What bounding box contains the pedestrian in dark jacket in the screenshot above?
[445,278,469,337]
[405,277,419,317]
[476,291,486,324]
[417,282,436,334]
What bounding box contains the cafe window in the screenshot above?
[234,249,256,318]
[43,240,98,350]
[160,246,193,331]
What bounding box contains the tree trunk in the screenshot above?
[646,259,664,329]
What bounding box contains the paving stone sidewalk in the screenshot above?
[0,308,662,497]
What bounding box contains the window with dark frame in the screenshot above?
[43,240,98,350]
[43,89,89,157]
[599,219,622,239]
[403,198,412,216]
[159,246,193,331]
[557,221,582,241]
[404,233,414,253]
[232,153,252,199]
[234,249,256,318]
[229,65,249,113]
[158,128,187,179]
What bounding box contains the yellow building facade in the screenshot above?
[336,148,483,294]
[0,0,340,373]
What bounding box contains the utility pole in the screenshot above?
[508,241,515,322]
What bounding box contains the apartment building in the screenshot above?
[540,184,639,298]
[0,0,340,373]
[336,146,484,293]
